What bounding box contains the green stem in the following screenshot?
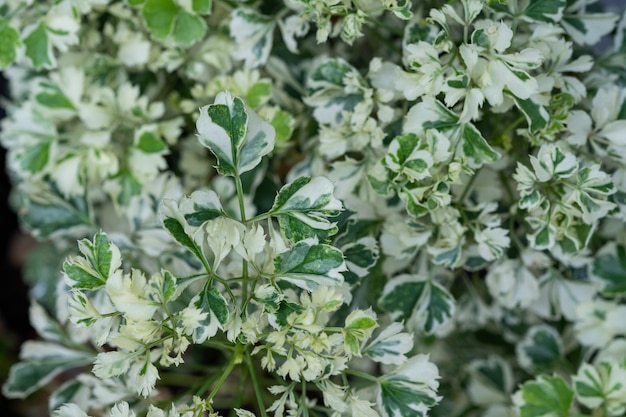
[234,173,250,301]
[345,369,379,383]
[194,371,223,397]
[245,350,269,417]
[459,167,481,203]
[235,175,247,223]
[207,353,238,402]
[247,212,271,224]
[301,379,309,417]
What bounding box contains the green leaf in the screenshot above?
[591,246,626,295]
[246,80,272,109]
[135,130,166,153]
[2,345,92,399]
[192,0,212,14]
[273,239,346,291]
[346,317,377,331]
[23,22,53,69]
[517,375,574,417]
[516,325,563,374]
[142,0,178,40]
[0,19,20,69]
[377,355,441,417]
[514,96,549,133]
[172,10,206,46]
[270,109,294,143]
[271,176,343,242]
[523,0,565,23]
[197,92,275,176]
[20,141,51,174]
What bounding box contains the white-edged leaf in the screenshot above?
[304,58,367,127]
[179,189,224,227]
[2,342,93,399]
[404,98,499,167]
[230,8,275,68]
[466,356,514,406]
[573,362,626,416]
[377,354,441,417]
[562,12,619,46]
[513,96,549,133]
[529,144,578,182]
[48,377,89,413]
[270,176,343,242]
[364,322,414,365]
[516,325,563,374]
[384,133,434,182]
[522,0,565,23]
[63,232,122,290]
[273,239,346,291]
[191,282,229,343]
[159,198,207,265]
[591,244,626,296]
[378,274,456,335]
[29,301,66,343]
[196,91,275,176]
[340,236,379,285]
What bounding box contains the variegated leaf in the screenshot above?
[273,239,346,291]
[364,322,414,365]
[379,274,455,335]
[516,325,563,374]
[2,342,93,399]
[270,176,343,242]
[377,355,441,417]
[63,232,122,290]
[191,282,229,343]
[196,91,275,177]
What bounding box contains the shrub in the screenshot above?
[1,1,626,416]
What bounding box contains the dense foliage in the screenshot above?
[1,0,626,416]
